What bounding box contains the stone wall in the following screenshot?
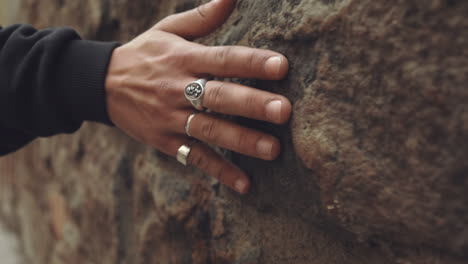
[1,0,468,263]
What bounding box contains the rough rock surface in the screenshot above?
[1,0,468,263]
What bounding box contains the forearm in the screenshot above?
[0,24,119,156]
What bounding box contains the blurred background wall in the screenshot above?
[0,0,22,254]
[0,0,19,24]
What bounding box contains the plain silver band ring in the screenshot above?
[185,113,197,137]
[177,144,193,166]
[184,79,208,111]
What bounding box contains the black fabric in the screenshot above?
[0,24,119,156]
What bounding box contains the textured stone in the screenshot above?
[1,0,468,263]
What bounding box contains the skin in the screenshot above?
[105,0,292,194]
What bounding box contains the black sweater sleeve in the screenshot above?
[0,24,119,156]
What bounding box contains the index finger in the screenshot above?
[192,46,289,80]
[201,80,292,124]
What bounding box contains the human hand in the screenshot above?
[105,0,291,194]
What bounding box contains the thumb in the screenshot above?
[154,0,237,40]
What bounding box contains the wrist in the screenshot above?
[105,46,124,125]
[56,40,120,126]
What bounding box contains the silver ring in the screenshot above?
[185,113,197,137]
[177,144,193,166]
[184,79,207,111]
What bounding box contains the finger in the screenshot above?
[154,0,237,40]
[164,135,251,194]
[181,113,281,161]
[193,46,289,80]
[201,80,292,124]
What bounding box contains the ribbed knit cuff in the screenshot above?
[56,40,120,126]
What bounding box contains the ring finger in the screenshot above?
[176,112,281,161]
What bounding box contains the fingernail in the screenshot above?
[265,100,282,123]
[235,179,247,193]
[264,56,282,77]
[256,138,273,159]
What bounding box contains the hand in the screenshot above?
[105,0,291,194]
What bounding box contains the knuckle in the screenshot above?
[156,137,171,153]
[190,150,209,171]
[236,132,249,151]
[200,118,218,141]
[244,93,260,113]
[144,133,164,149]
[214,47,232,71]
[247,50,258,72]
[213,164,227,182]
[141,57,155,76]
[173,48,195,66]
[158,109,173,124]
[154,14,177,30]
[196,5,208,20]
[206,82,225,109]
[161,50,186,68]
[156,43,195,67]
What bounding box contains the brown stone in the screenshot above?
[1,0,468,263]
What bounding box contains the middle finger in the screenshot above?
[185,80,291,124]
